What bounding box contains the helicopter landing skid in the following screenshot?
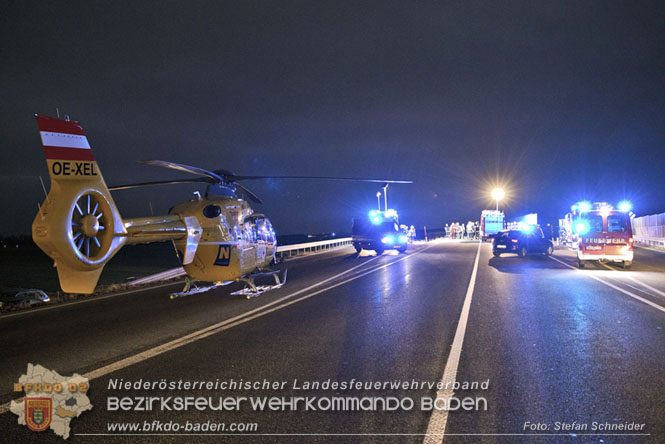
[230,268,288,299]
[169,277,233,299]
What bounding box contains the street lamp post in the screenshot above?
[376,192,381,211]
[382,184,388,213]
[491,188,505,211]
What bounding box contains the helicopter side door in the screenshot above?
[241,215,276,271]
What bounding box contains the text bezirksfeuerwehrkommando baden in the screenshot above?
[106,378,490,412]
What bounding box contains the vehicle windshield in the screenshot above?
[352,218,398,235]
[607,214,627,233]
[584,215,603,233]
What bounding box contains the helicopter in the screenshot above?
[32,114,411,298]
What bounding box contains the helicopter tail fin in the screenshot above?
[32,114,127,293]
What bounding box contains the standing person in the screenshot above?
[408,225,416,242]
[445,224,451,238]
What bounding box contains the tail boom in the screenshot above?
[32,115,126,293]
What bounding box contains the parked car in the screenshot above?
[492,228,554,257]
[0,289,50,310]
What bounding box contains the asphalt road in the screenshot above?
[1,240,664,443]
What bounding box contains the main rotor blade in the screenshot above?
[230,175,413,184]
[139,160,225,183]
[109,178,214,191]
[234,183,263,204]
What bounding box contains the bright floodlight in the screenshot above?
[578,201,591,212]
[491,188,505,201]
[618,201,631,212]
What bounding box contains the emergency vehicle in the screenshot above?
[570,201,634,269]
[352,210,408,254]
[480,210,505,240]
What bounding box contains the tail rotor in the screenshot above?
[69,191,116,263]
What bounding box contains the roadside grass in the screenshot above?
[0,243,181,312]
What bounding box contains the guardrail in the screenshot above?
[127,238,354,286]
[275,237,353,258]
[634,236,665,249]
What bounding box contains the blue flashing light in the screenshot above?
[576,221,589,235]
[381,235,394,244]
[398,235,408,243]
[618,201,631,212]
[369,210,383,224]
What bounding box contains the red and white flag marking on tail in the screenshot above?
[36,114,95,161]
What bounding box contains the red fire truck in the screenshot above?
[571,202,634,269]
[480,210,505,240]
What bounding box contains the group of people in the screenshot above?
[445,221,480,240]
[401,224,417,242]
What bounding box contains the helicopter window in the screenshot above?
[243,222,257,242]
[255,219,268,242]
[203,205,222,218]
[264,220,275,243]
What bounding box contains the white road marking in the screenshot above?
[0,244,436,415]
[549,256,665,314]
[598,262,665,299]
[636,245,665,254]
[424,240,482,444]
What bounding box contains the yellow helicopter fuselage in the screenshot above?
[170,196,276,283]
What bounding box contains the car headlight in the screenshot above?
[381,235,394,244]
[398,235,408,243]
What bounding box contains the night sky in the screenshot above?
[2,1,665,236]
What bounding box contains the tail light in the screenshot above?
[511,239,518,243]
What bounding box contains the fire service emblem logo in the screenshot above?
[25,398,52,432]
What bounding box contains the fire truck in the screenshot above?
[568,201,634,269]
[480,210,505,240]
